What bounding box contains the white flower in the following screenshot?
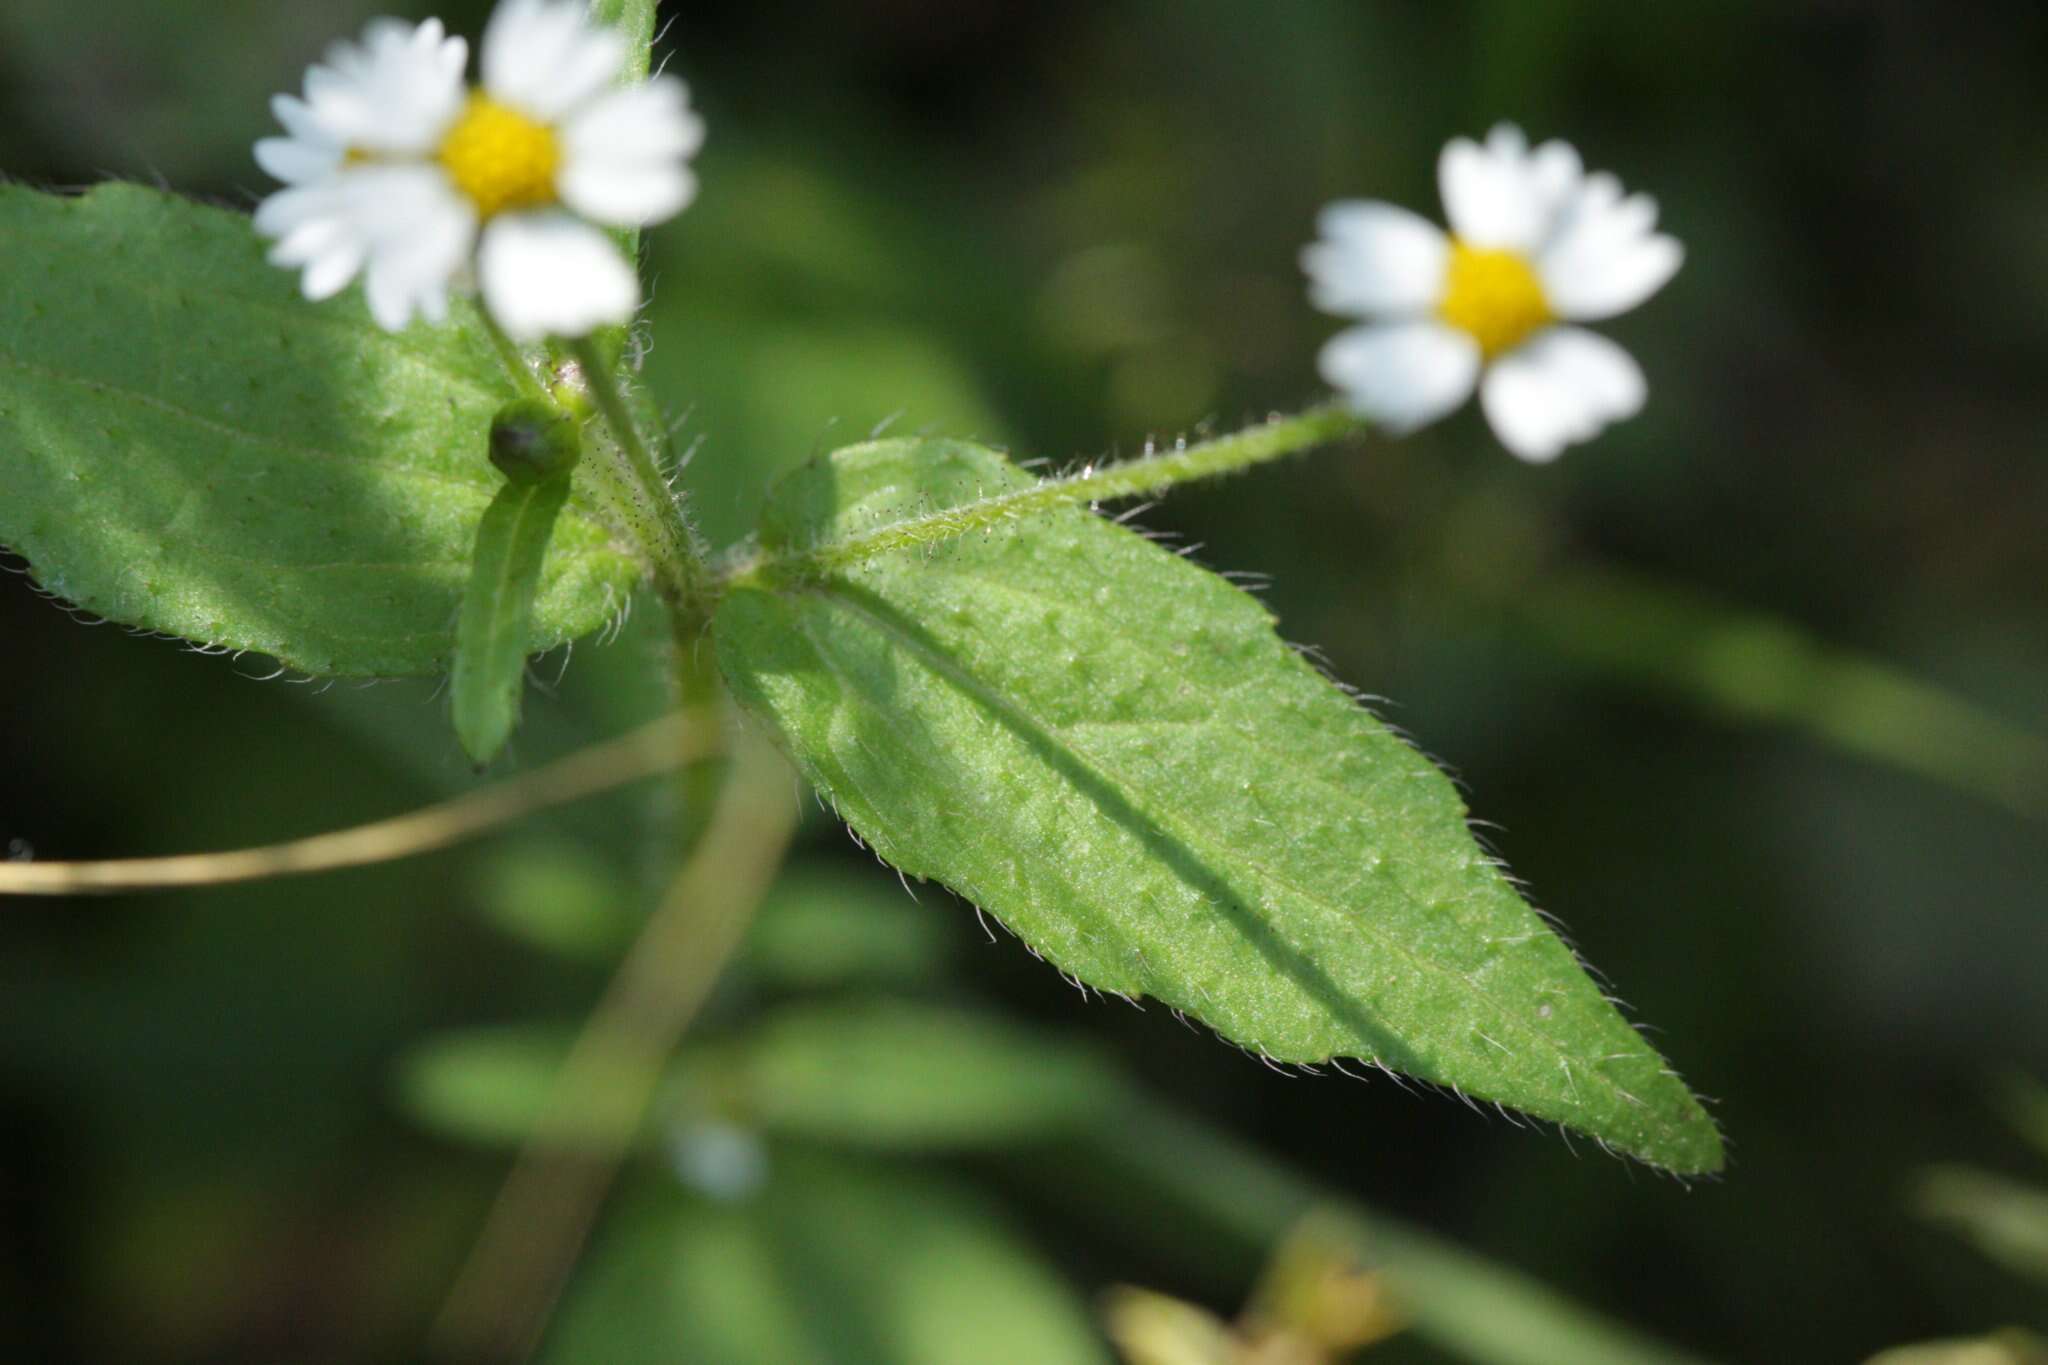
[253,0,704,340]
[1302,124,1681,462]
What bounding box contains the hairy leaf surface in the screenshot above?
[715,438,1721,1172]
[0,184,637,676]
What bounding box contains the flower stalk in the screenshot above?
[565,335,712,632]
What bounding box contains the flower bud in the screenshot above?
[488,398,581,484]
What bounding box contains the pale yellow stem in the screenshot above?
[0,712,713,897]
[428,722,798,1364]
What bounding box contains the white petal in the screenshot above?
[559,160,697,228]
[1527,140,1586,245]
[270,94,324,142]
[259,165,475,331]
[298,17,467,154]
[1318,321,1481,434]
[557,78,704,226]
[300,240,368,302]
[359,176,477,332]
[253,183,335,239]
[254,135,340,186]
[478,213,641,341]
[1539,204,1679,321]
[268,215,350,268]
[1534,163,1682,319]
[483,0,628,121]
[416,18,471,90]
[1542,233,1681,321]
[1439,123,1548,251]
[561,78,705,165]
[1301,200,1449,319]
[1479,326,1646,462]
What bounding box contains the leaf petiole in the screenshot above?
[725,404,1368,588]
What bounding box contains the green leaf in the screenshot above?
[0,184,637,676]
[714,438,1721,1173]
[1863,1331,2048,1365]
[1915,1165,2048,1284]
[452,476,573,763]
[471,839,641,963]
[467,854,954,978]
[395,1001,1115,1153]
[695,999,1120,1149]
[546,1156,1111,1365]
[394,1025,589,1149]
[741,866,952,990]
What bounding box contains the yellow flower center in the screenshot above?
[438,94,561,219]
[1438,241,1551,358]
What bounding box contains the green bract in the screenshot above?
[0,183,637,677]
[716,438,1722,1173]
[452,475,575,763]
[489,399,583,485]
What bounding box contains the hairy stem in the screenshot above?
[478,315,706,640]
[428,720,797,1365]
[565,335,710,628]
[725,404,1367,588]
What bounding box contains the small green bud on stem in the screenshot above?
[489,398,582,485]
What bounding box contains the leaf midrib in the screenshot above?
[900,555,1509,927]
[788,606,1144,974]
[810,578,1633,1108]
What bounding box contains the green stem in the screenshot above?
[725,404,1367,589]
[478,316,717,796]
[1487,561,2048,821]
[566,335,708,629]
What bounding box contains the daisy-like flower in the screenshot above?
[1303,124,1681,462]
[254,0,703,340]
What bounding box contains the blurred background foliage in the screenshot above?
[3,1,2047,1361]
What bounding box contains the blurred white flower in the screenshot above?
[254,0,703,340]
[1303,124,1681,462]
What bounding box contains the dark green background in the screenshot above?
[3,2,2046,1361]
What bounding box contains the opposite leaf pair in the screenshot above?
[0,0,1720,1173]
[0,179,1720,1172]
